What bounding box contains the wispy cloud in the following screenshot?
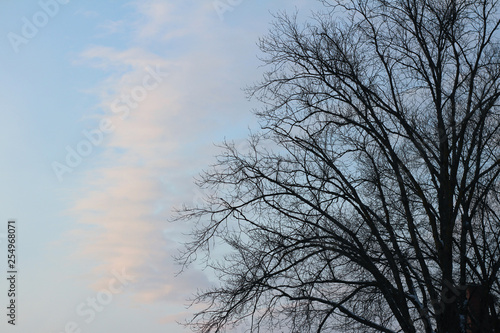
[97,19,127,36]
[69,50,209,302]
[66,1,306,325]
[67,0,258,308]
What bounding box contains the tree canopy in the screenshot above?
[177,1,500,332]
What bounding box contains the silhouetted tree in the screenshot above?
[177,1,500,332]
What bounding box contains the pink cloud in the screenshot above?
[67,0,273,322]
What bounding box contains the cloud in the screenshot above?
[97,19,127,36]
[69,69,209,301]
[134,1,174,39]
[65,3,313,329]
[79,46,169,71]
[68,0,261,311]
[131,1,214,42]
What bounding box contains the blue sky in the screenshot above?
[0,1,323,332]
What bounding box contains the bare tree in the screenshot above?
[176,1,500,332]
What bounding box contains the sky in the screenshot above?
[0,1,323,332]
